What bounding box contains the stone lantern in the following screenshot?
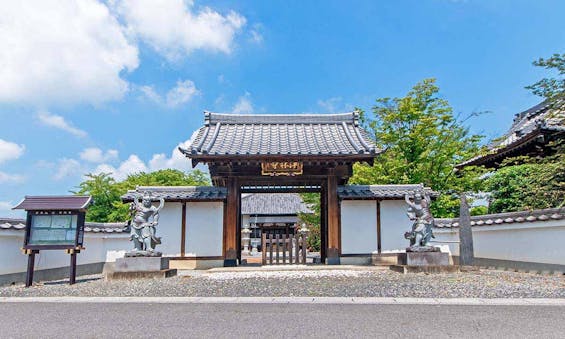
[241,224,252,255]
[299,223,310,254]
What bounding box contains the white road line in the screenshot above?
[1,297,565,305]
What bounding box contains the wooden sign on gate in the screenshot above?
[261,161,303,176]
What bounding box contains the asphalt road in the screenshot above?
[1,302,564,338]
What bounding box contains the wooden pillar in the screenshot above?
[376,200,382,254]
[25,251,37,288]
[69,251,77,285]
[320,182,327,263]
[326,170,340,265]
[223,177,239,267]
[181,202,187,257]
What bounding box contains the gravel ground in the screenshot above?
[1,269,564,298]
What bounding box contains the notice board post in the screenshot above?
[13,196,92,287]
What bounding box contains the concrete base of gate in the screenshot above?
[169,259,224,270]
[371,253,400,266]
[340,256,372,265]
[390,265,460,274]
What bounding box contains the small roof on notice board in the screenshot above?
[12,196,92,211]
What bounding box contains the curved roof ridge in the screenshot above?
[205,111,357,125]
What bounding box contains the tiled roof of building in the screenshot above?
[338,184,437,200]
[122,186,227,202]
[180,111,378,158]
[434,207,564,228]
[12,196,92,211]
[241,193,313,215]
[0,218,128,233]
[458,100,565,168]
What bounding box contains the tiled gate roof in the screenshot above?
[181,111,378,157]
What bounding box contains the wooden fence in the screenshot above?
[261,233,307,265]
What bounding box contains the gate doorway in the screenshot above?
[239,189,322,266]
[261,232,308,265]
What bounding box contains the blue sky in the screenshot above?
[0,0,564,217]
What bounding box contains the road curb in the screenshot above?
[1,296,565,305]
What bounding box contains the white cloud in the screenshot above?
[51,134,205,182]
[94,154,148,181]
[149,139,194,172]
[0,171,25,184]
[0,0,139,106]
[0,201,24,217]
[317,97,343,113]
[37,111,88,138]
[166,80,199,107]
[79,148,119,163]
[112,0,246,60]
[140,85,162,104]
[0,139,25,164]
[0,201,13,211]
[232,92,254,114]
[249,24,264,44]
[140,80,199,107]
[53,158,83,181]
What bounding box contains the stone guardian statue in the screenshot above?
[404,192,436,252]
[126,191,165,257]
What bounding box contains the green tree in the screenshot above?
[298,193,321,252]
[75,169,210,222]
[350,78,484,217]
[484,148,564,213]
[525,53,564,103]
[485,52,564,212]
[73,173,122,223]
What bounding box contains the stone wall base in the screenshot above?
[0,262,105,286]
[105,269,177,280]
[453,256,565,274]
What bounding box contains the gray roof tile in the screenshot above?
[458,100,565,167]
[122,186,226,202]
[182,112,378,157]
[434,207,564,228]
[338,184,437,200]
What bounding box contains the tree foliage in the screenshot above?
[298,193,321,252]
[525,53,565,103]
[485,53,564,213]
[350,78,485,217]
[484,144,564,213]
[74,169,210,222]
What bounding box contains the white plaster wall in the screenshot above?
[186,202,224,257]
[156,203,183,257]
[434,219,565,265]
[0,231,129,275]
[380,200,411,252]
[340,200,377,254]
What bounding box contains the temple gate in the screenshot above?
[180,111,379,266]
